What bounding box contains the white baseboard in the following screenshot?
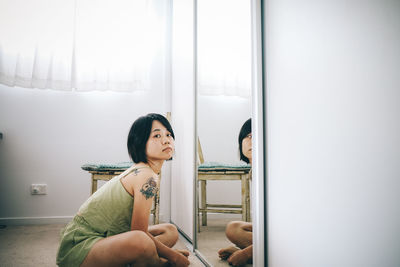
[0,216,73,226]
[0,213,241,226]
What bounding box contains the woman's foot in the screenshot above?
[218,246,239,260]
[159,250,189,266]
[227,249,252,266]
[160,257,172,267]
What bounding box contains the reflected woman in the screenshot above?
[218,118,253,266]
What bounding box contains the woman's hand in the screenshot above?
[175,249,190,257]
[169,250,190,267]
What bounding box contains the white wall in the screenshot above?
[0,85,170,224]
[265,0,400,266]
[198,95,251,205]
[198,95,251,163]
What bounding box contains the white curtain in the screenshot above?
[0,0,169,91]
[197,0,252,98]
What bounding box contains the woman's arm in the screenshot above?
[128,170,189,265]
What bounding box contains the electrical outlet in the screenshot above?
[31,184,47,195]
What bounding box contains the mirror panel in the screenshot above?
[170,0,195,240]
[195,0,253,265]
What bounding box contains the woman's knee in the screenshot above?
[156,223,177,237]
[164,223,179,243]
[148,223,178,247]
[126,231,157,257]
[225,221,243,241]
[226,221,242,233]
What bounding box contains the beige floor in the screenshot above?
[0,216,252,267]
[196,215,252,267]
[0,223,204,267]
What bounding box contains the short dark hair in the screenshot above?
[127,113,175,163]
[238,118,251,163]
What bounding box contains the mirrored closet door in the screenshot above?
[194,0,255,265]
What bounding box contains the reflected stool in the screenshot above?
[197,162,251,231]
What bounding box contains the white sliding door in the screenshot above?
[264,1,400,266]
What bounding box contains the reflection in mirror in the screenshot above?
[217,119,252,266]
[196,0,252,266]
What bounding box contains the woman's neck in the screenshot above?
[143,159,164,175]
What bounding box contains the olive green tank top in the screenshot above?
[77,165,148,236]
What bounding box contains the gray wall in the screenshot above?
[198,95,251,206]
[0,85,169,224]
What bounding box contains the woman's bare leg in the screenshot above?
[148,223,179,248]
[81,230,162,267]
[225,221,252,248]
[218,221,252,260]
[148,223,189,263]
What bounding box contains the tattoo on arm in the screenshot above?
[133,169,141,175]
[140,177,158,199]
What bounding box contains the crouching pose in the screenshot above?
[218,118,252,266]
[218,221,252,266]
[57,113,190,267]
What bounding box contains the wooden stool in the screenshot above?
[197,165,251,231]
[196,138,252,231]
[81,163,160,225]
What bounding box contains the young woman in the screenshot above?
[57,113,190,267]
[218,118,253,267]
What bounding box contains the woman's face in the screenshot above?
[145,120,175,161]
[242,133,252,163]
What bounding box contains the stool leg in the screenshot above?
[201,180,207,226]
[197,179,200,232]
[241,175,247,221]
[245,174,250,222]
[154,192,160,225]
[91,176,98,195]
[197,202,201,233]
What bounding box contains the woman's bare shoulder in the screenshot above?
[124,167,159,185]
